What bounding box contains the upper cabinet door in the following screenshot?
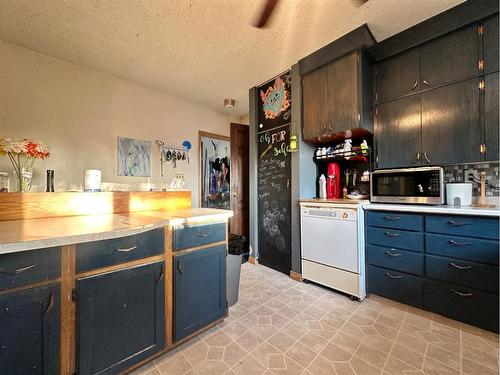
[421,24,480,89]
[483,14,499,74]
[302,65,328,142]
[375,95,422,169]
[485,72,499,161]
[326,51,359,132]
[374,48,420,102]
[421,78,481,165]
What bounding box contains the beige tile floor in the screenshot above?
[130,262,499,375]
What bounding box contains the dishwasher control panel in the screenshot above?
[301,207,357,221]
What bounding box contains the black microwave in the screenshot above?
[370,166,445,205]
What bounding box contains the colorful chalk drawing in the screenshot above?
[260,76,290,120]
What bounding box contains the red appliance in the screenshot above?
[327,163,341,199]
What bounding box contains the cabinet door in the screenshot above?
[375,96,421,169]
[174,245,226,342]
[302,65,328,142]
[327,51,359,132]
[421,24,480,88]
[421,78,481,164]
[485,72,499,161]
[77,262,165,375]
[0,285,60,375]
[374,48,420,102]
[483,14,499,74]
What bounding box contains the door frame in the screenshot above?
[198,131,230,208]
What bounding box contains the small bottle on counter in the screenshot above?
[0,172,9,192]
[319,174,327,199]
[342,186,348,199]
[46,170,55,192]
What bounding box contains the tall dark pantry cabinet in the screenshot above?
[256,71,292,275]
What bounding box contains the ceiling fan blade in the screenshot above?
[253,0,280,28]
[350,0,368,7]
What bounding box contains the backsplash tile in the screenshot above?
[444,162,500,196]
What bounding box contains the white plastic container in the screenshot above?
[319,174,327,199]
[446,182,472,206]
[84,169,102,192]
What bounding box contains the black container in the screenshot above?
[46,170,54,192]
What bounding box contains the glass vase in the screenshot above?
[15,168,33,192]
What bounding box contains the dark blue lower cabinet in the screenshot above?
[0,284,60,375]
[77,262,165,375]
[426,279,499,332]
[174,245,227,342]
[368,265,423,308]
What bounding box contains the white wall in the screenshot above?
[0,40,237,206]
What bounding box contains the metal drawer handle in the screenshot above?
[447,221,471,226]
[196,233,210,238]
[423,79,430,86]
[115,245,137,252]
[448,240,472,247]
[384,232,400,237]
[156,265,165,284]
[0,264,36,275]
[383,216,401,221]
[450,262,472,270]
[385,272,402,279]
[44,291,55,314]
[451,288,473,297]
[411,79,418,91]
[177,260,183,274]
[385,250,402,257]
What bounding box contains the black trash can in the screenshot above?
[227,234,246,306]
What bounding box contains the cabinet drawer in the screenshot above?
[426,255,498,293]
[426,279,498,332]
[426,215,499,240]
[173,223,226,251]
[368,265,423,308]
[426,233,499,265]
[366,211,423,231]
[76,228,164,273]
[0,247,61,291]
[367,245,423,275]
[367,227,423,252]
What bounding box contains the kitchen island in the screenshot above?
[0,191,232,375]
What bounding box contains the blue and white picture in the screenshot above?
[117,136,151,177]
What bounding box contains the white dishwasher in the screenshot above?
[300,203,366,300]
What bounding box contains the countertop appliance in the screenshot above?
[370,166,444,205]
[300,201,365,300]
[446,182,473,206]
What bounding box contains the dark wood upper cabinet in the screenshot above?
[420,24,480,89]
[375,95,421,169]
[484,72,499,161]
[421,78,481,165]
[302,64,328,141]
[326,52,360,133]
[374,48,420,102]
[483,14,499,74]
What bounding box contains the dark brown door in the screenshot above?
[230,123,249,238]
[302,65,328,142]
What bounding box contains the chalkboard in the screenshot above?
[257,125,291,275]
[257,71,292,131]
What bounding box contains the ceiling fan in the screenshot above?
[253,0,369,28]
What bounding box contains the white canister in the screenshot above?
[84,169,102,192]
[446,182,472,206]
[318,174,327,199]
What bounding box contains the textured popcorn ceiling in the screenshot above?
[0,0,463,116]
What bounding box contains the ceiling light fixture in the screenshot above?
[224,98,236,109]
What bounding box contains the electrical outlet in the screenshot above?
[174,173,185,180]
[464,169,478,182]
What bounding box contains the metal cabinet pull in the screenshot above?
[423,152,431,164]
[196,233,210,238]
[385,272,402,279]
[451,288,473,297]
[328,124,334,131]
[156,265,165,284]
[384,232,400,237]
[0,264,36,275]
[423,79,430,86]
[448,240,472,246]
[383,215,401,221]
[416,152,420,161]
[177,260,183,274]
[385,250,402,257]
[44,291,55,314]
[115,245,137,252]
[447,221,471,226]
[450,262,472,270]
[411,79,418,91]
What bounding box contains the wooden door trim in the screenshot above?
[198,131,230,208]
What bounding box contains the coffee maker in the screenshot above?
[326,162,341,199]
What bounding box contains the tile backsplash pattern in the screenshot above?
[444,162,499,196]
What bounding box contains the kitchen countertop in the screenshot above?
[363,203,500,217]
[0,208,233,254]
